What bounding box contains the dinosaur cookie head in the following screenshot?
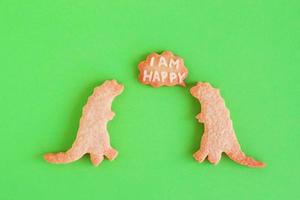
[95,80,124,97]
[106,80,124,96]
[190,82,220,102]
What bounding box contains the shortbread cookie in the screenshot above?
[44,80,124,166]
[138,51,188,87]
[190,82,265,168]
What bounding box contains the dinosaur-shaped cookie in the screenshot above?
[190,82,265,168]
[44,80,124,166]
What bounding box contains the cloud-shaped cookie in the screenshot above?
[138,51,188,87]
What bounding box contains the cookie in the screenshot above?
[44,80,124,166]
[190,82,265,168]
[138,51,188,87]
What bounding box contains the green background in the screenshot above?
[0,0,299,199]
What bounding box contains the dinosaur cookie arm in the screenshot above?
[107,111,115,121]
[196,112,205,122]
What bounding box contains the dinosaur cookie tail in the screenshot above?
[226,150,265,168]
[44,149,84,164]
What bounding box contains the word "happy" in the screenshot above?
[138,51,188,87]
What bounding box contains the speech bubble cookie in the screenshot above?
[190,82,265,168]
[44,80,124,166]
[138,51,188,87]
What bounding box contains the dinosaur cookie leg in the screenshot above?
[193,149,208,163]
[90,153,104,166]
[88,147,117,166]
[193,134,208,162]
[193,136,222,165]
[207,151,222,165]
[104,148,118,161]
